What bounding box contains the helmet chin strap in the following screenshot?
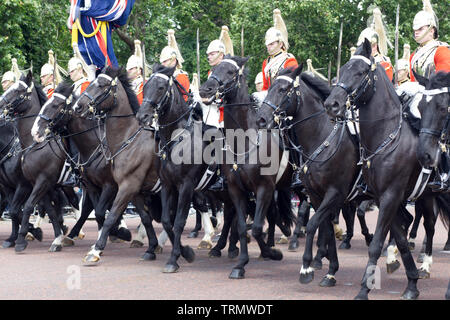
[415,25,434,44]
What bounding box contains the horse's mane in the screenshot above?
[152,63,176,77]
[55,80,74,96]
[428,71,450,89]
[34,82,48,106]
[300,72,331,101]
[104,66,141,115]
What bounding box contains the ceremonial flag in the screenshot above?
[68,0,135,70]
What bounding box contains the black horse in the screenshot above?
[324,39,450,300]
[0,72,78,252]
[31,80,135,249]
[198,56,295,279]
[65,66,163,264]
[415,71,450,251]
[259,65,373,286]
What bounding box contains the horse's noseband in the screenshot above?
[209,59,244,100]
[1,81,34,116]
[143,73,173,118]
[81,74,118,117]
[41,92,74,132]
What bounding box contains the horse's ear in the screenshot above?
[362,38,372,58]
[413,70,428,87]
[25,70,33,85]
[236,56,250,67]
[292,63,303,78]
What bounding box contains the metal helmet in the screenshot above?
[265,9,289,50]
[357,7,391,56]
[413,0,438,32]
[68,56,83,73]
[2,71,16,84]
[219,26,234,56]
[127,39,144,71]
[254,72,263,85]
[160,29,184,68]
[40,63,54,78]
[206,39,226,55]
[396,44,411,71]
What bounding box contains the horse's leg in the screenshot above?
[390,214,420,300]
[408,207,423,251]
[416,196,436,279]
[209,204,234,258]
[131,195,158,261]
[445,228,450,251]
[355,194,402,300]
[2,185,31,248]
[64,190,94,246]
[319,217,340,287]
[312,222,327,270]
[300,190,341,284]
[197,210,215,250]
[446,280,450,300]
[163,184,195,273]
[188,210,201,238]
[333,211,344,241]
[43,193,66,252]
[339,203,355,250]
[356,200,374,246]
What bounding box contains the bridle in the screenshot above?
[419,86,450,150]
[142,73,173,120]
[77,73,118,118]
[39,92,75,135]
[335,55,378,111]
[207,59,245,101]
[1,81,35,117]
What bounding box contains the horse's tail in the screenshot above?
[435,193,450,230]
[276,188,296,237]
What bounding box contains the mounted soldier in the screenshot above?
[409,0,450,192]
[160,29,190,101]
[396,44,411,86]
[1,58,21,92]
[356,7,393,81]
[40,50,65,99]
[126,39,145,105]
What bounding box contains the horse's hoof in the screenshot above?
[386,260,401,274]
[181,246,195,263]
[49,244,62,252]
[299,270,314,284]
[25,233,35,242]
[75,232,85,240]
[354,292,369,300]
[229,268,245,279]
[365,234,373,246]
[197,240,212,250]
[276,236,289,245]
[188,231,198,238]
[401,289,419,300]
[319,275,337,287]
[82,254,100,265]
[140,252,156,261]
[270,248,283,261]
[109,235,124,243]
[418,269,430,279]
[228,248,239,259]
[117,227,132,242]
[163,263,179,273]
[130,240,144,248]
[312,259,323,270]
[408,241,415,251]
[443,243,450,251]
[339,241,351,250]
[2,240,15,248]
[62,237,75,247]
[288,240,299,252]
[15,240,28,253]
[208,249,221,258]
[154,245,163,254]
[417,253,425,264]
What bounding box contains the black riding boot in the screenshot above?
[428,152,450,193]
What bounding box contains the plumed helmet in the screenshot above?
[254,72,263,85]
[160,29,184,68]
[350,46,357,57]
[11,58,22,82]
[306,59,328,82]
[206,39,226,55]
[127,39,143,71]
[413,0,438,32]
[219,26,234,56]
[2,71,16,84]
[357,7,391,56]
[68,56,83,73]
[190,73,199,92]
[396,44,411,71]
[265,9,289,50]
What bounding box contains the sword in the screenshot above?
[53,52,57,89]
[142,43,146,80]
[336,20,343,83]
[241,27,244,57]
[196,28,201,86]
[394,4,400,88]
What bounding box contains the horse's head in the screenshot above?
[0,70,36,117]
[137,63,176,126]
[199,55,249,104]
[415,71,450,168]
[31,81,74,143]
[258,64,303,128]
[325,38,376,119]
[73,66,120,118]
